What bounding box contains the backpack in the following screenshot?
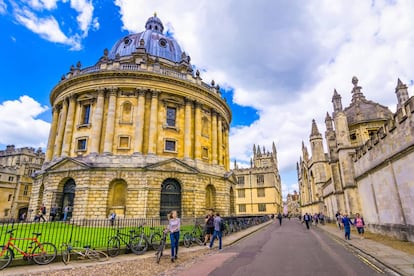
[219,219,225,232]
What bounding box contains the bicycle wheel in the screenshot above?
[60,244,70,265]
[107,237,120,257]
[183,232,192,248]
[32,242,57,265]
[130,236,148,255]
[87,250,109,262]
[0,248,13,270]
[150,233,162,251]
[156,241,165,264]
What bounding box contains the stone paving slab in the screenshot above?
[318,224,414,276]
[0,221,273,276]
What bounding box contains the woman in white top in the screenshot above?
[168,210,180,262]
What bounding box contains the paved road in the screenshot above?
[178,219,393,276]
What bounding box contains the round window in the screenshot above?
[159,38,167,48]
[124,38,131,46]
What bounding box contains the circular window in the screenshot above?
[124,38,131,46]
[159,38,167,48]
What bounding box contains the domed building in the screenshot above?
[29,14,235,220]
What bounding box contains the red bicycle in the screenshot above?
[0,229,57,270]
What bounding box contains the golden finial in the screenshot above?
[154,12,157,17]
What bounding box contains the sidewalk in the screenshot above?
[318,224,414,276]
[0,220,273,276]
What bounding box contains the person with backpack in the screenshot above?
[209,212,223,250]
[204,209,214,246]
[303,213,311,229]
[277,212,283,226]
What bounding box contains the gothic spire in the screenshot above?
[325,112,333,131]
[332,89,343,113]
[310,119,321,136]
[395,78,409,110]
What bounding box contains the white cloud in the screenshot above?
[13,6,82,50]
[0,96,50,148]
[113,0,414,196]
[69,0,99,36]
[26,0,58,10]
[9,0,98,49]
[0,0,6,14]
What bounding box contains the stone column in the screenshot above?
[194,102,201,159]
[184,98,192,159]
[61,96,76,157]
[133,89,146,154]
[224,126,230,169]
[148,91,159,154]
[90,90,105,154]
[217,115,223,165]
[211,110,218,164]
[45,106,59,162]
[103,89,117,154]
[54,99,68,158]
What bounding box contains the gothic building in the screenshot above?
[233,143,283,215]
[0,145,44,220]
[28,14,234,220]
[298,77,414,241]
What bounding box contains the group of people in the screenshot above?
[203,209,224,250]
[32,204,70,222]
[301,212,325,229]
[336,211,365,240]
[165,208,224,263]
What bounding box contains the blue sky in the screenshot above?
[1,0,414,200]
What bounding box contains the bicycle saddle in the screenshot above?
[6,229,16,234]
[33,232,42,236]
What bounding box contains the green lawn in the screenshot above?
[0,221,196,258]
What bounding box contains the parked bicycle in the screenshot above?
[107,228,141,257]
[0,229,57,270]
[183,221,205,248]
[60,241,108,264]
[155,229,169,264]
[131,223,163,254]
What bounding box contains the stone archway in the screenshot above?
[205,184,216,210]
[107,179,127,217]
[160,178,181,219]
[61,179,76,220]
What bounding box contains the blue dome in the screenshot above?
[108,15,183,63]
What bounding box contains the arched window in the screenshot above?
[61,179,76,219]
[108,179,127,216]
[160,179,181,219]
[205,184,216,210]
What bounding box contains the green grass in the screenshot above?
[0,221,198,259]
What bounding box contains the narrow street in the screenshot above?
[176,220,393,276]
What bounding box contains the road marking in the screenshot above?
[356,254,384,274]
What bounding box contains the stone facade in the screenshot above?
[28,14,234,220]
[0,145,44,220]
[298,77,414,241]
[232,143,283,215]
[286,191,300,217]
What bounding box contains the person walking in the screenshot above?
[341,213,354,240]
[209,212,223,250]
[204,209,214,246]
[335,211,342,230]
[63,205,69,221]
[50,204,58,221]
[109,211,116,226]
[39,204,46,222]
[168,210,180,262]
[354,213,365,239]
[277,212,283,226]
[303,213,311,229]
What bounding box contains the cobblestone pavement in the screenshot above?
[28,249,211,276]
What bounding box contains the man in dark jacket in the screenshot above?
[303,213,311,229]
